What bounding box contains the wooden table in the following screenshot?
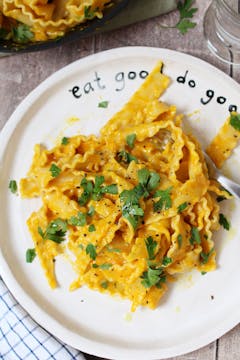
[1,1,239,359]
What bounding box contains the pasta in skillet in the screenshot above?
[0,0,111,42]
[20,61,234,311]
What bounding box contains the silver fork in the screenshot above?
[204,152,240,199]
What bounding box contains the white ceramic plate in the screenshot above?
[1,47,240,360]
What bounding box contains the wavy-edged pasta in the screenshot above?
[20,61,234,311]
[0,0,111,42]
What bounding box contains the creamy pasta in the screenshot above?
[20,61,234,311]
[0,0,111,42]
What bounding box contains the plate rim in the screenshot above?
[1,46,240,359]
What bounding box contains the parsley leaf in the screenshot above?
[177,234,183,248]
[153,187,172,212]
[78,177,94,205]
[87,205,95,216]
[145,236,157,260]
[141,267,166,288]
[120,185,145,230]
[68,212,87,227]
[229,113,240,131]
[92,176,118,201]
[162,256,172,266]
[9,180,18,194]
[39,218,67,243]
[12,24,34,43]
[98,101,109,108]
[126,133,136,149]
[177,202,188,213]
[138,168,160,197]
[26,248,36,263]
[86,243,97,260]
[50,163,61,178]
[189,226,201,245]
[117,150,138,164]
[84,5,96,19]
[101,280,109,289]
[160,0,198,35]
[219,213,230,230]
[88,224,96,232]
[200,248,215,264]
[61,137,69,145]
[98,263,112,270]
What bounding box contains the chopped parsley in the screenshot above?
[84,5,97,19]
[162,256,172,266]
[101,280,109,289]
[153,187,172,212]
[177,234,183,248]
[12,24,34,43]
[78,177,94,205]
[138,168,160,197]
[78,176,117,204]
[117,150,138,164]
[38,218,67,243]
[86,243,97,260]
[120,184,145,229]
[9,180,18,194]
[88,224,96,232]
[219,213,230,230]
[200,248,215,264]
[98,100,109,108]
[50,163,61,178]
[126,133,136,149]
[141,266,166,288]
[145,236,157,260]
[189,226,201,245]
[176,0,198,34]
[229,113,240,131]
[87,205,95,216]
[177,202,188,213]
[68,212,87,227]
[26,248,36,263]
[61,137,69,145]
[97,263,112,270]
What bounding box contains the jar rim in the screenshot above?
[220,0,240,19]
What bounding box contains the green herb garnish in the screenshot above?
[86,243,97,260]
[12,24,34,43]
[229,113,240,131]
[138,168,160,197]
[162,256,172,266]
[177,234,183,248]
[189,226,201,245]
[120,185,145,229]
[126,133,136,149]
[61,137,69,145]
[9,180,18,194]
[26,248,36,263]
[78,177,94,205]
[106,246,121,253]
[219,213,230,230]
[68,212,87,227]
[141,266,166,288]
[38,218,67,243]
[200,248,215,264]
[101,280,109,289]
[153,187,172,212]
[98,101,109,108]
[84,5,96,19]
[87,205,95,216]
[177,202,188,213]
[50,163,61,178]
[88,224,96,232]
[145,236,157,260]
[117,150,138,164]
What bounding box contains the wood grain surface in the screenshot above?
[0,0,240,359]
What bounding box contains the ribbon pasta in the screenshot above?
[0,0,111,41]
[20,61,233,311]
